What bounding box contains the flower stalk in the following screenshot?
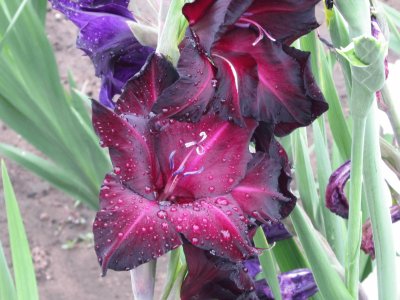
[335,0,397,298]
[381,83,400,145]
[130,260,156,300]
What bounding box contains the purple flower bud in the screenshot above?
[361,205,400,259]
[262,222,292,244]
[255,268,318,300]
[325,160,350,218]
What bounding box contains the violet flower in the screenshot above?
[92,54,296,274]
[182,244,318,300]
[361,205,400,259]
[50,0,153,108]
[325,160,350,218]
[326,161,400,258]
[153,0,328,136]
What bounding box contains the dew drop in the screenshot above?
[157,210,168,219]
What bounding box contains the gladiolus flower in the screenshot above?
[153,0,328,136]
[92,54,295,274]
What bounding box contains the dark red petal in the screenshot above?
[245,0,320,45]
[155,115,256,199]
[325,160,350,219]
[115,53,178,116]
[181,244,257,300]
[182,0,253,52]
[361,205,400,259]
[232,152,295,223]
[168,195,258,262]
[212,28,328,135]
[93,174,182,275]
[152,40,215,122]
[92,101,160,198]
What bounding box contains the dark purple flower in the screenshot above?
[91,54,295,274]
[361,205,400,259]
[325,160,350,218]
[50,0,153,108]
[254,268,318,300]
[327,161,400,259]
[262,222,291,244]
[182,245,318,300]
[153,0,328,136]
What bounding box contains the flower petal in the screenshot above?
[50,0,153,108]
[181,244,257,300]
[115,53,178,116]
[231,152,295,223]
[168,195,258,261]
[262,222,292,244]
[155,114,256,199]
[254,268,318,299]
[212,28,328,134]
[152,40,215,122]
[182,0,253,52]
[93,174,182,275]
[361,205,400,259]
[92,101,160,198]
[325,160,350,218]
[245,0,320,45]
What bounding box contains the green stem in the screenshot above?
[363,101,398,300]
[161,248,183,300]
[335,0,371,38]
[130,260,156,300]
[381,83,400,145]
[345,116,366,299]
[253,227,282,300]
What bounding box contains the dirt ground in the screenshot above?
[0,1,399,300]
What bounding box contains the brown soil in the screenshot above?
[0,2,399,300]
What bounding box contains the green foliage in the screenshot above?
[0,0,111,209]
[1,161,39,300]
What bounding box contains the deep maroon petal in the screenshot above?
[255,268,318,300]
[155,114,257,199]
[115,53,178,116]
[361,205,400,259]
[254,123,296,218]
[232,152,295,223]
[92,101,160,198]
[167,195,257,262]
[182,0,253,52]
[244,0,320,45]
[152,40,215,122]
[181,244,258,300]
[93,174,182,275]
[325,160,350,218]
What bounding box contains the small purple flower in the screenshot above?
[182,245,318,300]
[361,205,400,259]
[326,161,400,259]
[325,160,350,218]
[50,0,153,108]
[262,222,292,244]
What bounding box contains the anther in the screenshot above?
[183,166,204,176]
[169,150,176,170]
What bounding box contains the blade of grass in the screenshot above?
[0,143,97,208]
[1,161,39,300]
[0,241,17,300]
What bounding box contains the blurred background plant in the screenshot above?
[0,0,399,299]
